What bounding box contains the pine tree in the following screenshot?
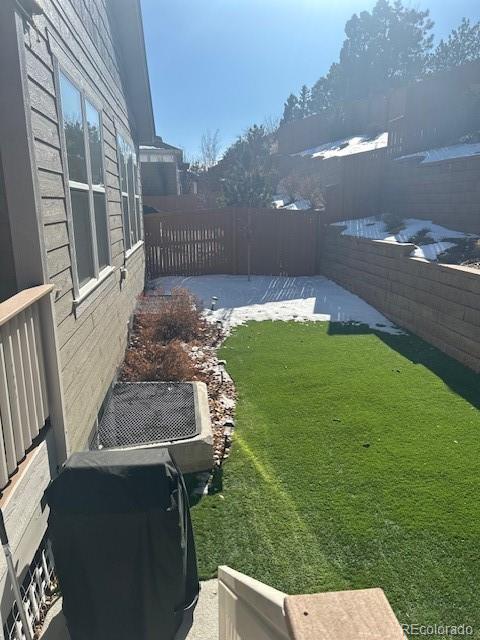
[285,0,435,117]
[329,0,434,101]
[428,18,480,73]
[281,94,300,124]
[297,85,312,118]
[220,125,277,207]
[310,76,333,114]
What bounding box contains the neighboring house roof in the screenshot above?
[108,0,155,145]
[396,141,480,165]
[152,136,183,152]
[292,131,388,160]
[140,137,184,164]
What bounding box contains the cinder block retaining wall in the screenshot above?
[384,156,480,235]
[321,227,480,372]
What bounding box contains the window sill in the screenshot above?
[125,240,144,261]
[73,266,116,318]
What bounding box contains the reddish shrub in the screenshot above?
[121,338,199,382]
[120,288,212,382]
[148,288,208,344]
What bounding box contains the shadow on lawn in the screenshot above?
[328,321,480,409]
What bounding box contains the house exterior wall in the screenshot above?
[0,161,16,302]
[141,161,180,196]
[22,0,145,452]
[0,1,147,633]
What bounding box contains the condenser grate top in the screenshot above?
[93,382,199,450]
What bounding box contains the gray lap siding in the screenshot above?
[23,0,145,452]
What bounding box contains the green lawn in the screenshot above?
[190,321,480,638]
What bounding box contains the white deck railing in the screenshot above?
[218,566,405,640]
[0,285,65,490]
[218,566,290,640]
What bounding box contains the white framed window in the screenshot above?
[57,71,111,294]
[117,135,142,252]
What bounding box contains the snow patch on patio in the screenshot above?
[151,274,403,334]
[333,216,476,261]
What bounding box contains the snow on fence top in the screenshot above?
[283,198,312,211]
[272,196,312,211]
[333,216,477,261]
[292,132,388,160]
[396,142,480,165]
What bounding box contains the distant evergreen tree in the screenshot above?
[428,18,480,72]
[220,125,277,207]
[329,0,434,101]
[297,85,312,118]
[281,0,435,120]
[281,94,300,124]
[310,76,333,114]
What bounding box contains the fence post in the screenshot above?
[232,209,237,275]
[315,215,322,275]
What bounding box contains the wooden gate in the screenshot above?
[144,207,320,278]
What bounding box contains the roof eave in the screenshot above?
[110,0,156,145]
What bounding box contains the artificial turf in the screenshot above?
[190,321,480,639]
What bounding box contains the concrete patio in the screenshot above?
[39,579,219,640]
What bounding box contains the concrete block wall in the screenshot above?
[321,226,480,372]
[384,156,480,234]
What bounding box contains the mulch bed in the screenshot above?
[126,290,236,469]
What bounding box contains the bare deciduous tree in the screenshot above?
[200,129,221,168]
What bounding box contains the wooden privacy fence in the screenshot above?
[144,207,321,278]
[324,148,387,224]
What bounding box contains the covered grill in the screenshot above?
[46,448,199,640]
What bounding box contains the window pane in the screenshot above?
[94,192,109,269]
[117,136,128,194]
[135,198,143,240]
[59,74,87,183]
[127,154,137,244]
[70,189,94,286]
[86,101,103,187]
[122,195,131,251]
[134,162,139,196]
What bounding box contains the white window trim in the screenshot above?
[125,239,144,261]
[73,265,116,318]
[116,129,144,255]
[54,62,112,299]
[74,265,115,304]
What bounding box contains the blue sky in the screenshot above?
[141,0,479,159]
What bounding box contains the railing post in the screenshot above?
[38,292,69,465]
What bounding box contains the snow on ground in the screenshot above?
[272,195,291,208]
[151,274,403,334]
[283,198,311,210]
[293,132,388,160]
[333,216,476,261]
[396,141,480,165]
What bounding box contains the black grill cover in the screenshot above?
[46,449,199,640]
